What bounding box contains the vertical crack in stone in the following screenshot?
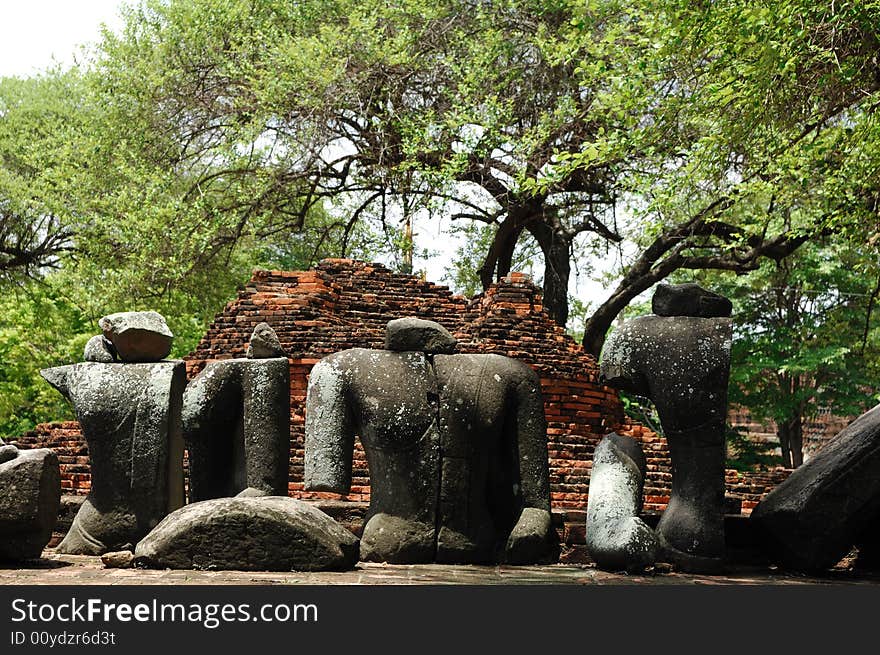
[426,353,443,560]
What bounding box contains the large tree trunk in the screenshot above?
[495,225,523,280]
[777,415,804,469]
[528,221,571,327]
[478,210,529,290]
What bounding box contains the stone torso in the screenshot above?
[305,349,540,563]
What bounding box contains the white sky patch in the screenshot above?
[0,1,126,77]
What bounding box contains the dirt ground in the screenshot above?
[3,550,880,585]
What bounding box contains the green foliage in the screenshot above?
[728,243,880,419]
[0,61,397,434]
[725,425,779,472]
[5,0,880,438]
[618,392,663,438]
[0,71,86,281]
[690,239,880,465]
[0,281,90,437]
[83,0,639,325]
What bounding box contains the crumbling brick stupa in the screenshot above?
[183,259,632,514]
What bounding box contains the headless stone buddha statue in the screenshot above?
[40,311,185,555]
[304,318,556,564]
[600,283,733,573]
[182,322,290,501]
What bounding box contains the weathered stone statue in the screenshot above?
[600,283,732,572]
[41,311,185,555]
[585,433,659,571]
[0,442,61,560]
[751,403,880,571]
[305,317,556,564]
[182,323,290,501]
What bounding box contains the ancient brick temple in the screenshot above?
[185,259,637,510]
[14,259,790,532]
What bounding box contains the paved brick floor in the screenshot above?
[2,551,879,585]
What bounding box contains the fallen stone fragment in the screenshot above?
[384,317,458,354]
[0,443,18,464]
[0,447,61,560]
[134,497,359,571]
[751,403,880,571]
[101,550,134,569]
[99,310,173,362]
[585,433,659,571]
[246,322,287,359]
[652,282,733,318]
[83,335,116,363]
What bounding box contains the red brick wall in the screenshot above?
[11,421,91,495]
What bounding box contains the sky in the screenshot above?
[0,0,616,315]
[0,1,126,78]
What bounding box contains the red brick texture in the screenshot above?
[11,421,91,495]
[13,259,791,521]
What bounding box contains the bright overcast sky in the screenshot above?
[0,1,126,78]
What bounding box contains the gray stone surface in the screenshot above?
[385,317,458,354]
[83,335,116,363]
[506,507,555,565]
[40,361,186,555]
[600,303,732,573]
[0,446,61,560]
[0,443,18,464]
[652,282,733,318]
[5,554,877,585]
[133,496,359,571]
[305,321,555,565]
[182,356,290,501]
[586,433,659,571]
[751,403,880,571]
[98,311,173,362]
[246,322,286,359]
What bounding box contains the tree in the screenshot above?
[83,0,631,327]
[0,73,82,282]
[698,241,880,468]
[94,0,880,347]
[0,280,90,437]
[572,0,880,355]
[0,64,403,435]
[8,0,880,362]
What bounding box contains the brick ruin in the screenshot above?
[12,259,792,551]
[728,405,853,463]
